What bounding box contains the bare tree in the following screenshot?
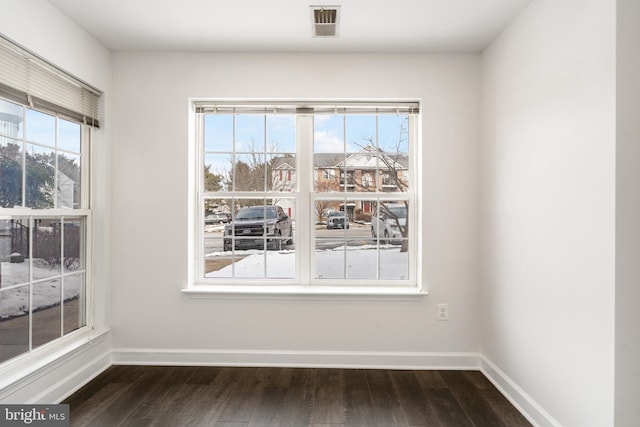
[354,118,410,252]
[314,179,339,222]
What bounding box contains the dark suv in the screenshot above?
[223,206,293,251]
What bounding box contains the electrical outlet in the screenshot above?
[437,304,449,321]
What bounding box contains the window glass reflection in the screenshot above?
[32,279,61,348]
[0,285,30,363]
[26,109,55,147]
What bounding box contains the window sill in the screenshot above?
[182,285,427,301]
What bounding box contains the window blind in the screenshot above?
[194,101,419,115]
[0,35,101,127]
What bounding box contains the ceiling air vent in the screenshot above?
[311,6,340,38]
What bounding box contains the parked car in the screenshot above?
[371,203,407,244]
[205,212,231,224]
[223,206,293,251]
[326,211,349,229]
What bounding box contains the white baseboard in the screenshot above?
[0,330,112,404]
[33,349,112,404]
[480,356,562,427]
[1,342,561,427]
[111,348,481,370]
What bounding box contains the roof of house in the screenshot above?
[272,145,408,170]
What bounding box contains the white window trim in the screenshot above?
[187,100,424,296]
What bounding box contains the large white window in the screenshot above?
[0,98,91,364]
[0,36,98,364]
[195,102,419,289]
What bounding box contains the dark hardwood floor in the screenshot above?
[64,366,532,427]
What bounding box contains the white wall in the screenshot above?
[481,1,616,426]
[110,53,481,360]
[615,1,640,425]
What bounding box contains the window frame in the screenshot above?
[191,100,422,293]
[0,97,94,365]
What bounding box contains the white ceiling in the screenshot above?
[46,0,532,53]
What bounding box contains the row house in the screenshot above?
[272,145,408,220]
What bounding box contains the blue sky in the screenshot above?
[0,98,81,154]
[204,113,409,177]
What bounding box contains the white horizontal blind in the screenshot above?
[0,35,101,127]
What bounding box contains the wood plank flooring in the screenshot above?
[64,366,532,427]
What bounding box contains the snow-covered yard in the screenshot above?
[205,245,409,280]
[0,261,82,319]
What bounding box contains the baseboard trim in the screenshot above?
[1,343,561,427]
[480,356,561,427]
[111,348,481,370]
[34,349,112,404]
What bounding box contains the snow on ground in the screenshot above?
[0,261,82,319]
[205,245,408,280]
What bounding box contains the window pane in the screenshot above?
[266,115,296,153]
[315,198,348,280]
[204,238,232,278]
[0,218,30,287]
[235,153,266,191]
[204,114,233,152]
[341,116,374,194]
[236,115,264,153]
[314,115,344,153]
[64,218,84,273]
[57,152,81,209]
[0,98,23,138]
[204,199,231,225]
[267,198,294,279]
[25,144,55,208]
[203,198,231,278]
[346,115,376,150]
[314,115,344,194]
[266,250,295,279]
[371,201,408,245]
[226,197,266,253]
[0,139,23,208]
[218,198,295,279]
[379,115,409,155]
[0,285,30,363]
[63,273,85,335]
[204,243,235,278]
[346,242,377,280]
[315,240,345,279]
[380,244,410,280]
[269,154,295,192]
[26,109,55,147]
[314,153,341,193]
[33,218,61,280]
[32,279,61,348]
[315,200,349,233]
[204,154,228,192]
[58,119,81,153]
[234,250,266,279]
[378,115,409,193]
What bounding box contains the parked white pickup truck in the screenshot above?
[371,203,407,244]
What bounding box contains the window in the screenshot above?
[322,169,336,180]
[0,98,91,364]
[195,102,419,288]
[0,36,99,364]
